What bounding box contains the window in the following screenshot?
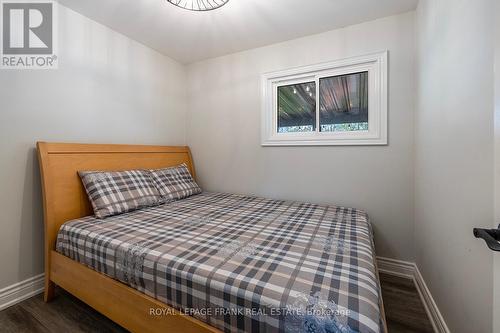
[277,81,316,133]
[261,51,387,146]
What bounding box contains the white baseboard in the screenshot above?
[0,274,44,311]
[377,257,450,333]
[377,256,415,278]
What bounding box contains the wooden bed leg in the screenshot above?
[44,279,55,302]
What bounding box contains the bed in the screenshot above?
[37,142,387,333]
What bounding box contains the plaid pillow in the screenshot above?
[79,169,163,219]
[150,163,202,202]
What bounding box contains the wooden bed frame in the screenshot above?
[37,142,218,333]
[37,142,388,333]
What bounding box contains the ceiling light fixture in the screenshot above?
[166,0,229,11]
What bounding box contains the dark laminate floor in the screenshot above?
[0,273,434,333]
[379,273,434,333]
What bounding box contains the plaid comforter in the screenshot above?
[56,192,382,333]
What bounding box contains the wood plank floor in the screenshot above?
[379,273,434,333]
[0,273,434,333]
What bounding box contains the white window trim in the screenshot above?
[261,51,388,146]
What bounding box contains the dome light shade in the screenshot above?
[166,0,229,11]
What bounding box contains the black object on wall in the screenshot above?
[474,225,500,251]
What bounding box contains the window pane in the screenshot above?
[319,71,368,132]
[277,81,316,133]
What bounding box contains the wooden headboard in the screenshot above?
[36,142,195,262]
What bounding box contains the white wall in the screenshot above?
[415,1,495,332]
[186,12,416,261]
[0,4,186,289]
[493,1,500,332]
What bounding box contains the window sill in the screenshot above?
[261,137,388,146]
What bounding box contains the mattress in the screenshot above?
[56,192,382,333]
